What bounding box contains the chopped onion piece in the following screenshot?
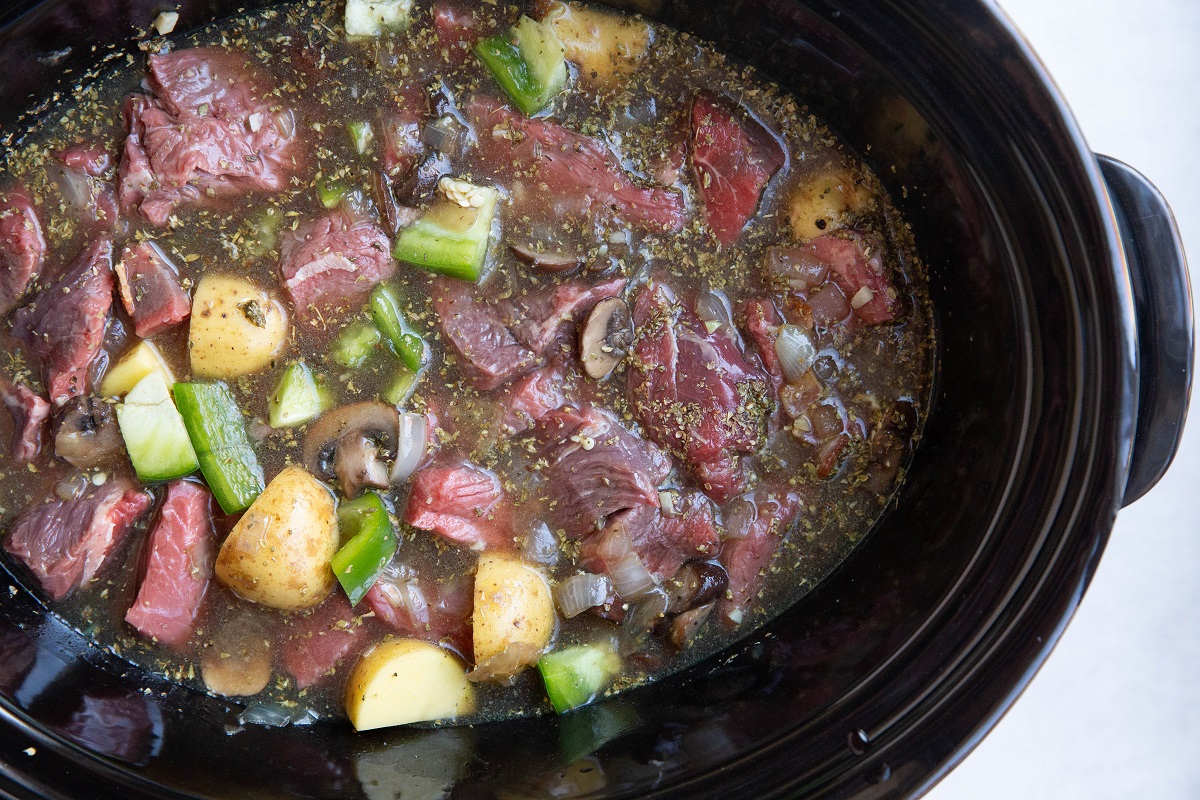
[238,703,294,728]
[775,324,819,384]
[521,520,560,565]
[389,412,428,484]
[469,642,543,684]
[695,288,733,327]
[658,490,679,517]
[608,552,657,599]
[555,572,614,619]
[627,588,668,632]
[849,285,875,309]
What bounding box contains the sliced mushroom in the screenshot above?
[665,560,729,614]
[579,296,634,380]
[669,601,715,649]
[371,168,422,235]
[510,242,584,273]
[201,613,273,697]
[53,397,125,469]
[303,402,399,498]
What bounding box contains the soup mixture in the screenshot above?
[0,0,934,728]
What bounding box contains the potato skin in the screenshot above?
[546,1,650,88]
[215,466,338,610]
[345,638,475,731]
[786,170,864,242]
[189,274,288,378]
[472,555,556,671]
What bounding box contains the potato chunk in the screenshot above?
[471,554,556,680]
[545,1,650,88]
[785,170,863,241]
[189,274,288,378]
[100,340,176,398]
[345,638,475,731]
[215,465,338,610]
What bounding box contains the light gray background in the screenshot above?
[927,1,1200,798]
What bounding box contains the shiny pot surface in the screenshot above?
[0,1,1190,798]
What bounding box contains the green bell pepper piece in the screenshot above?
[332,491,398,606]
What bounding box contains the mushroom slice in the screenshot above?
[53,396,125,469]
[509,242,584,273]
[665,560,729,614]
[669,601,715,649]
[303,402,400,498]
[579,296,634,380]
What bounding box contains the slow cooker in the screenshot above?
[0,0,1191,798]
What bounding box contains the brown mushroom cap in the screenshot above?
[578,296,634,380]
[53,397,125,469]
[303,402,399,498]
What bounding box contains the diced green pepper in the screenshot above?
[115,372,199,482]
[347,120,374,154]
[383,365,422,407]
[369,284,428,371]
[173,381,266,514]
[332,491,398,606]
[246,206,282,259]
[269,362,329,428]
[393,183,499,282]
[331,320,382,368]
[537,643,621,714]
[318,178,348,209]
[474,16,567,116]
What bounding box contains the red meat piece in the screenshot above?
[280,593,368,689]
[115,241,192,337]
[404,460,514,550]
[809,233,896,325]
[690,93,786,246]
[10,238,113,407]
[278,210,396,319]
[503,277,626,354]
[717,489,801,624]
[582,490,721,582]
[434,276,627,391]
[365,573,473,658]
[628,283,771,503]
[118,48,301,226]
[743,297,785,384]
[0,189,45,316]
[0,380,50,464]
[4,478,152,601]
[502,361,572,435]
[769,233,896,326]
[380,80,430,179]
[433,1,483,52]
[52,143,118,232]
[468,96,687,232]
[433,278,537,391]
[532,405,671,537]
[125,481,215,648]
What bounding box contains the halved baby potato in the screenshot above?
[785,169,864,241]
[189,274,288,378]
[471,554,556,681]
[214,465,338,610]
[345,638,475,731]
[544,1,650,89]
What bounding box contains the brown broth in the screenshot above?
[0,0,935,725]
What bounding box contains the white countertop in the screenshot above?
[927,1,1200,798]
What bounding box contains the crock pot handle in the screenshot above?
[1097,155,1194,507]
